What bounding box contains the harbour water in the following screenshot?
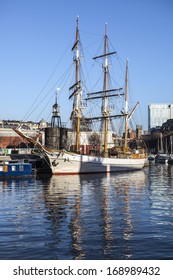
[0,163,173,260]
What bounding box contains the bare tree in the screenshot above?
[88,132,101,147]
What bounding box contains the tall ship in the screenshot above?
[14,18,147,175]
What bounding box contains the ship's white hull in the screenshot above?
[46,151,146,175]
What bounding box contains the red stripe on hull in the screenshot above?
[52,171,111,175]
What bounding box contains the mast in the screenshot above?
[124,59,129,149]
[124,59,139,150]
[70,17,82,153]
[88,24,124,157]
[102,24,109,156]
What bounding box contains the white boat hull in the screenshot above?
[46,151,146,175]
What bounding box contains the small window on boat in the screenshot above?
[3,165,8,172]
[12,166,16,171]
[19,165,24,171]
[0,166,3,171]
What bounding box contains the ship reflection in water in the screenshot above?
[0,164,173,260]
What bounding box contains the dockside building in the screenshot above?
[148,104,173,131]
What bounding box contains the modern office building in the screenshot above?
[148,104,173,131]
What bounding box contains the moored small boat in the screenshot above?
[0,159,33,178]
[168,155,173,165]
[155,153,170,164]
[148,154,156,161]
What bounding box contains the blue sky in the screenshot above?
[0,0,173,130]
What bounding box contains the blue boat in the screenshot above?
[0,160,33,178]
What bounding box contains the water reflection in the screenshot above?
[147,164,173,231]
[0,178,34,191]
[40,171,147,259]
[1,166,173,259]
[41,175,82,259]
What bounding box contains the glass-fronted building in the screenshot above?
[148,104,173,131]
